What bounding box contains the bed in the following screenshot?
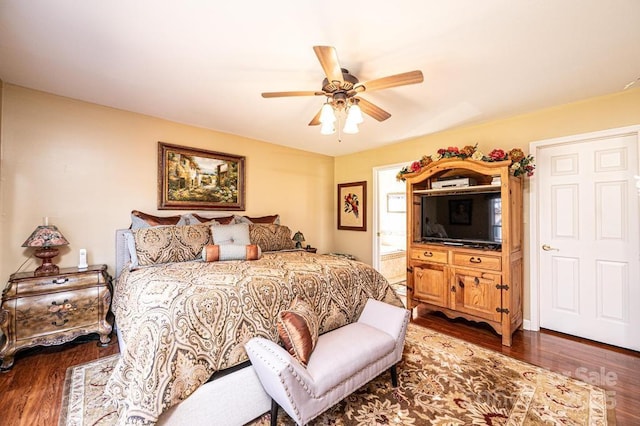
[106,217,403,426]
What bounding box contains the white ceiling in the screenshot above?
[1,1,639,157]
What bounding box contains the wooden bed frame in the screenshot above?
[114,229,271,425]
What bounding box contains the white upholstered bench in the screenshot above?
[245,298,410,425]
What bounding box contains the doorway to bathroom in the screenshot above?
[372,163,408,303]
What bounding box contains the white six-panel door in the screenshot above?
[534,127,639,351]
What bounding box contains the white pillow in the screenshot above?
[211,223,251,245]
[124,231,139,269]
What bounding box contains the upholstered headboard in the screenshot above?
[115,229,132,279]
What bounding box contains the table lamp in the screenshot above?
[22,223,69,276]
[292,231,305,249]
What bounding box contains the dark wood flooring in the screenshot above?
[1,310,638,425]
[0,335,119,426]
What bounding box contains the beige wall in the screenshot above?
[333,87,640,319]
[0,85,334,284]
[3,83,639,321]
[0,80,4,276]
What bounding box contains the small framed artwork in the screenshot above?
[386,192,406,213]
[338,181,367,231]
[449,199,472,225]
[158,142,246,210]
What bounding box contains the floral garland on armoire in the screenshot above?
[396,145,535,181]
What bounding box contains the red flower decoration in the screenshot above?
[396,145,535,181]
[488,149,506,161]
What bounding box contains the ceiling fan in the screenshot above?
[261,46,424,134]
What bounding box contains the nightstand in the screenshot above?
[0,265,112,370]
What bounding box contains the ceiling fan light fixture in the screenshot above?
[342,120,359,134]
[262,46,424,137]
[346,102,364,125]
[319,102,336,124]
[320,121,336,135]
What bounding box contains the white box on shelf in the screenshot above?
[432,177,476,189]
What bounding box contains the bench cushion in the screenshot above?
[306,322,395,395]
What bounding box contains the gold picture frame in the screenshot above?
[337,181,367,231]
[158,142,246,210]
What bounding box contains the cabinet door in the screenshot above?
[450,268,502,322]
[412,262,448,307]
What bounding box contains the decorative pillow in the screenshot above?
[249,224,295,252]
[211,223,251,245]
[235,214,280,225]
[133,224,212,266]
[277,298,319,366]
[202,244,262,262]
[130,210,188,230]
[189,214,236,225]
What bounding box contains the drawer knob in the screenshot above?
[53,278,69,284]
[423,251,433,257]
[469,257,482,264]
[51,319,69,327]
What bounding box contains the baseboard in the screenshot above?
[522,319,539,331]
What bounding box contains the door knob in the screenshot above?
[542,244,559,251]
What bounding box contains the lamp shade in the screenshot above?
[342,120,359,134]
[320,121,336,135]
[346,103,364,124]
[22,225,69,276]
[319,103,336,124]
[22,225,69,247]
[292,231,305,248]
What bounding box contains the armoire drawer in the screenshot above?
[410,248,447,263]
[451,252,501,271]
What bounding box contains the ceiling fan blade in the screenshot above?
[262,91,325,98]
[308,108,322,126]
[313,46,344,86]
[354,70,423,93]
[356,97,391,122]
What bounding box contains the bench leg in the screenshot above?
[270,398,279,426]
[390,364,398,387]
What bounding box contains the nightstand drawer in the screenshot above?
[451,253,501,271]
[12,269,105,296]
[15,288,99,339]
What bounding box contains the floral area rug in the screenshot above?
[60,324,613,425]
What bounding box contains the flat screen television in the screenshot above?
[419,190,502,249]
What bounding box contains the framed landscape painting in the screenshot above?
[158,142,246,210]
[337,181,367,231]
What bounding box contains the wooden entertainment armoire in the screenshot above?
[404,158,523,346]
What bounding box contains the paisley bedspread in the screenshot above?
[105,250,402,425]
